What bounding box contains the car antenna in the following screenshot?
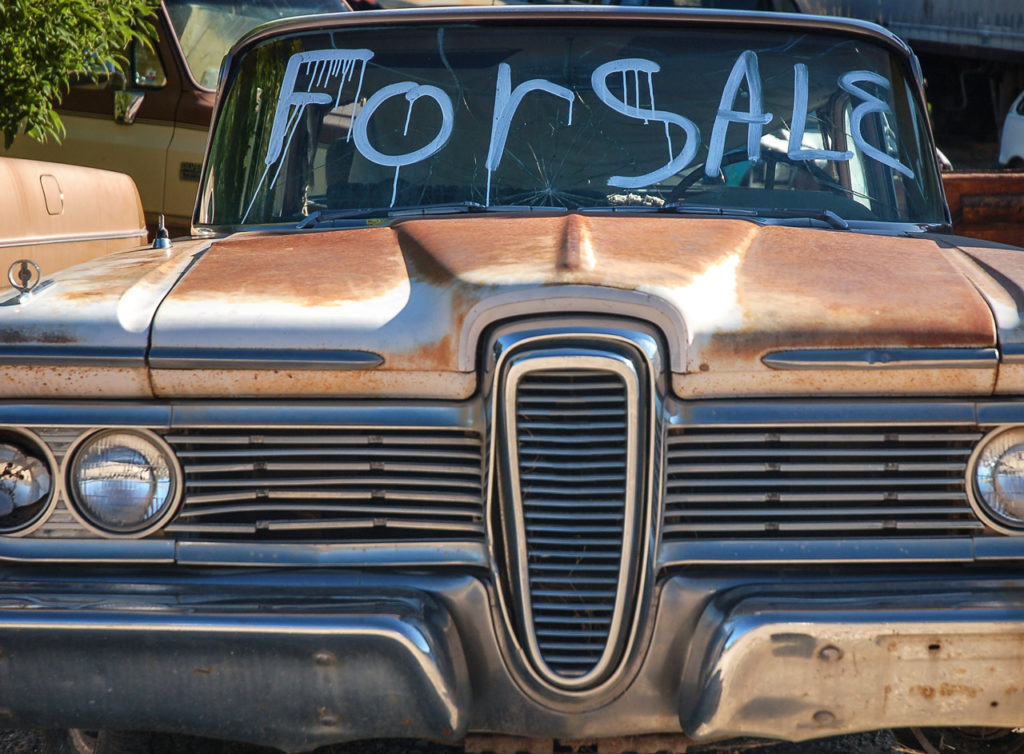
[153,215,172,250]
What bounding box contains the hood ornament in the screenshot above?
[7,259,41,295]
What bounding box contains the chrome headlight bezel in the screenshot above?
[64,428,182,538]
[0,428,58,537]
[967,425,1024,536]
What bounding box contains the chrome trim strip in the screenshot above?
[169,403,478,429]
[229,8,913,65]
[762,347,999,370]
[974,537,1024,559]
[669,400,980,427]
[0,345,144,367]
[0,228,146,250]
[0,405,171,427]
[659,538,978,566]
[0,538,488,568]
[0,537,175,563]
[149,347,383,370]
[175,540,489,568]
[998,344,1024,364]
[459,287,689,373]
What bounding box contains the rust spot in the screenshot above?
[388,333,454,371]
[938,683,980,698]
[152,367,475,399]
[690,225,997,381]
[0,327,76,345]
[170,229,409,306]
[558,214,595,271]
[0,366,152,399]
[394,214,755,290]
[912,683,981,700]
[192,667,212,674]
[942,172,1024,247]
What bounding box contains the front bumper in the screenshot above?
[679,580,1024,741]
[2,568,1024,752]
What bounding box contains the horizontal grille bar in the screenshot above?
[166,427,484,542]
[663,425,986,540]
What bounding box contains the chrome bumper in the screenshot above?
[0,573,472,753]
[680,581,1024,741]
[3,570,1024,751]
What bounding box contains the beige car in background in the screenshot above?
[0,156,147,276]
[3,0,347,236]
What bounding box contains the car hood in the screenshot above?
[0,216,1016,399]
[148,215,999,399]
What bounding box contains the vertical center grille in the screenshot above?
[496,343,649,691]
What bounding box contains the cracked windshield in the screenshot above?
[200,22,946,228]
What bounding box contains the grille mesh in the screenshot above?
[516,369,629,678]
[663,425,986,539]
[164,428,484,540]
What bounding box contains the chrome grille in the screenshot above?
[663,425,985,539]
[164,428,484,540]
[494,333,653,693]
[517,369,630,680]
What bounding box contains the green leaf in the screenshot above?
[0,0,159,148]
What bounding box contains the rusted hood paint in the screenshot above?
[148,215,999,399]
[932,235,1024,395]
[0,239,208,398]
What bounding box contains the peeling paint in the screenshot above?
[0,214,1009,399]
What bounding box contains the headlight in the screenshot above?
[68,430,180,535]
[0,432,54,534]
[970,427,1024,533]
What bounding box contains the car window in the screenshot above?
[133,41,168,88]
[164,0,349,89]
[200,21,946,228]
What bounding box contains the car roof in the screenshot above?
[227,5,915,65]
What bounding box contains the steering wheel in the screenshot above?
[668,147,847,201]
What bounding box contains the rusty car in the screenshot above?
[3,6,1024,754]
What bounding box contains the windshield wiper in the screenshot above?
[297,201,567,228]
[659,202,850,231]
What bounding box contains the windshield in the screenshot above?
[165,0,349,89]
[199,17,946,228]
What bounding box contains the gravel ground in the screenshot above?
[0,729,908,754]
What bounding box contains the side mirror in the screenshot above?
[114,90,145,124]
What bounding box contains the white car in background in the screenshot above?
[999,90,1024,168]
